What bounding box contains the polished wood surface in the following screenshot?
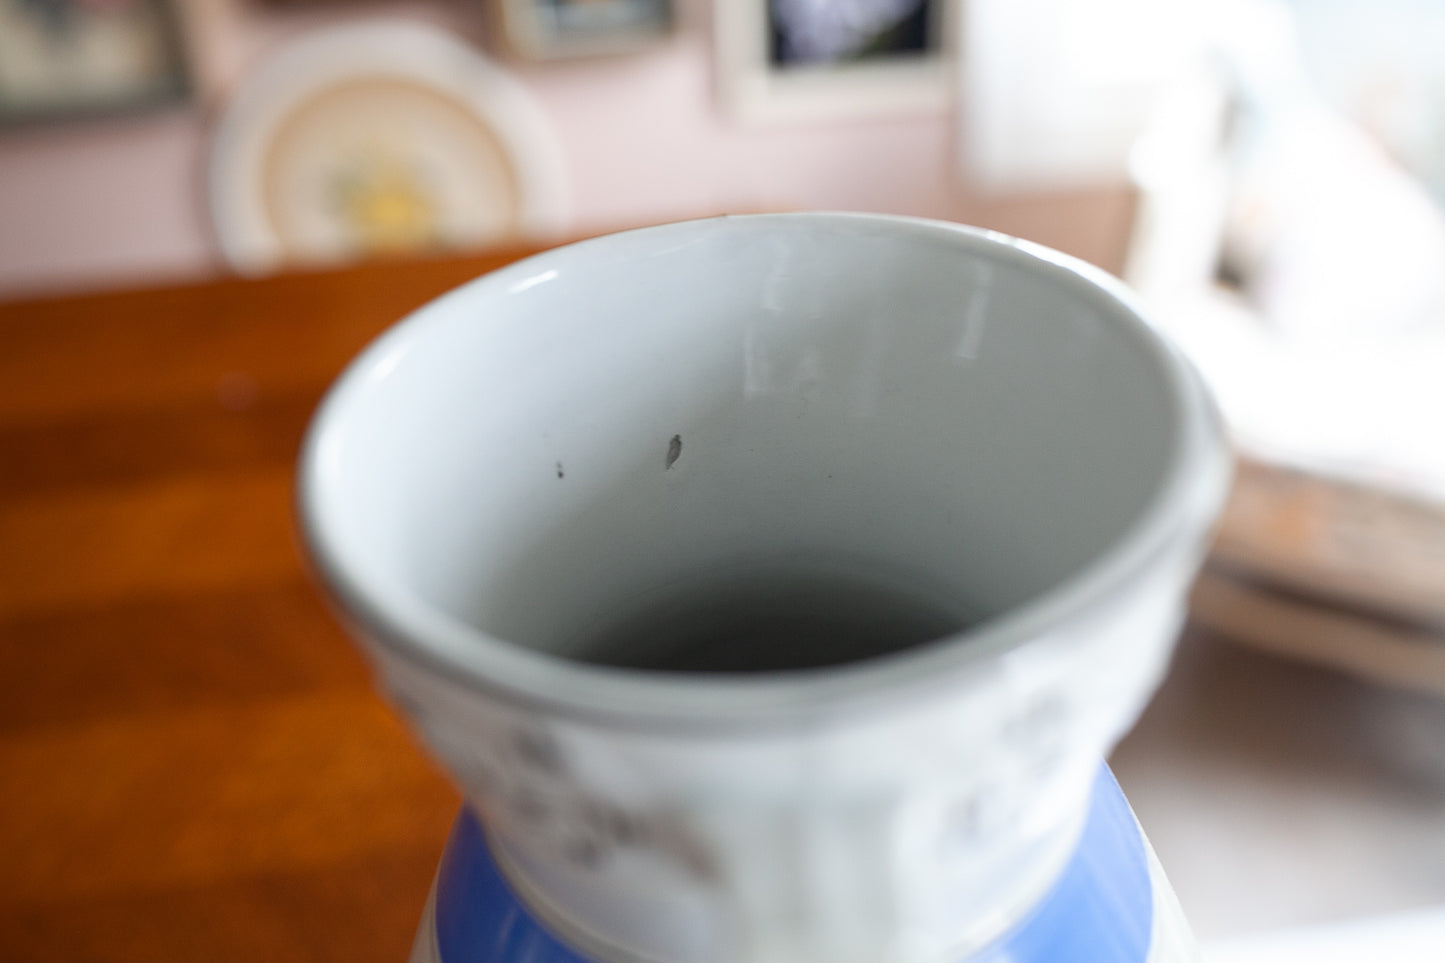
[0,249,549,961]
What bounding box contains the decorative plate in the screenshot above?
[210,20,567,273]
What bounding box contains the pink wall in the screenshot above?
[0,112,216,298]
[0,1,1134,302]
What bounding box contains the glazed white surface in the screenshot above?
[301,214,1227,963]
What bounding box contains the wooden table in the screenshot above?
[0,248,550,961]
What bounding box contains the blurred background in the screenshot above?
[0,0,1144,297]
[2,0,1444,959]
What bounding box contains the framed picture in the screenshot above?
[0,0,190,126]
[717,0,955,122]
[496,0,674,61]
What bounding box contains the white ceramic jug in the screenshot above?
[298,214,1228,963]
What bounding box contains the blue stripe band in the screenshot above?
[434,765,1152,962]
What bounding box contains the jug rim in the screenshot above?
[297,212,1231,730]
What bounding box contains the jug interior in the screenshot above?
[317,221,1178,674]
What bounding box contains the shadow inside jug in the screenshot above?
[575,564,970,673]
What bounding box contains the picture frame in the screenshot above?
[716,0,956,123]
[496,0,674,61]
[0,0,190,127]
